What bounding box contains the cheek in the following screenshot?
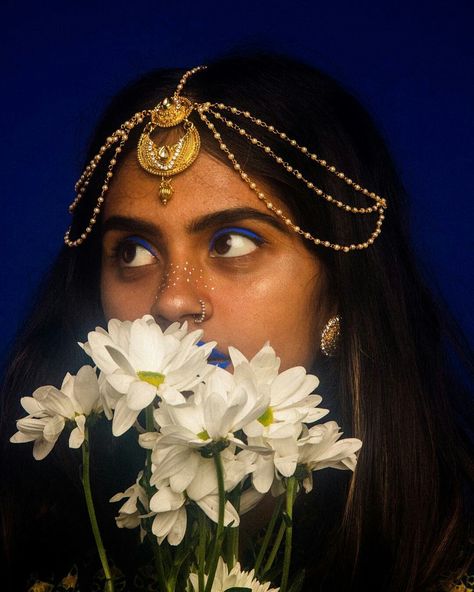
[212,263,323,370]
[100,268,157,321]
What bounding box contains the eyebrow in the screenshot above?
[102,216,162,238]
[187,207,288,234]
[102,207,289,238]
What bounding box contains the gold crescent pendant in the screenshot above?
[137,97,200,204]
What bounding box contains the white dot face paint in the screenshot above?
[158,261,215,293]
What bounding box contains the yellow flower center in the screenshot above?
[258,407,274,427]
[197,429,210,440]
[137,371,165,387]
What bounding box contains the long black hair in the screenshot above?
[1,52,473,591]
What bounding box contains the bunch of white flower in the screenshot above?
[10,315,362,592]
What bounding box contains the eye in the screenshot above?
[209,227,264,258]
[116,236,157,267]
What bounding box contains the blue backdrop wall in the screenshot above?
[1,0,473,362]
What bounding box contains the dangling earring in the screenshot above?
[320,316,341,357]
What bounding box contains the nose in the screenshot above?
[151,260,214,326]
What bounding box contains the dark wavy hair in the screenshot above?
[1,53,473,592]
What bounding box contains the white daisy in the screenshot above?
[82,315,216,436]
[110,472,148,536]
[152,365,269,449]
[296,421,363,492]
[10,365,102,460]
[188,557,279,592]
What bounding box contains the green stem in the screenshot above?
[280,477,297,592]
[82,425,115,592]
[198,511,207,592]
[254,495,284,576]
[151,541,169,592]
[144,406,155,490]
[263,520,285,575]
[204,451,226,592]
[225,484,241,569]
[144,405,169,592]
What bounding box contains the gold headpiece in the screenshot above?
[65,66,387,250]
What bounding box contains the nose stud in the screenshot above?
[193,299,206,324]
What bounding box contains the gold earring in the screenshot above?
[320,316,341,357]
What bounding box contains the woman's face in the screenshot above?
[101,151,326,370]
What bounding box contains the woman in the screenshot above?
[1,53,473,591]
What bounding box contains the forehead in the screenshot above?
[103,150,290,223]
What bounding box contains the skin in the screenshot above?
[101,150,326,371]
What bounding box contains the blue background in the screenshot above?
[1,0,473,363]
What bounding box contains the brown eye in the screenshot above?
[210,229,263,258]
[213,234,233,255]
[117,239,157,267]
[121,243,138,264]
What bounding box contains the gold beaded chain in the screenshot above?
[196,104,386,252]
[64,65,387,251]
[64,110,150,246]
